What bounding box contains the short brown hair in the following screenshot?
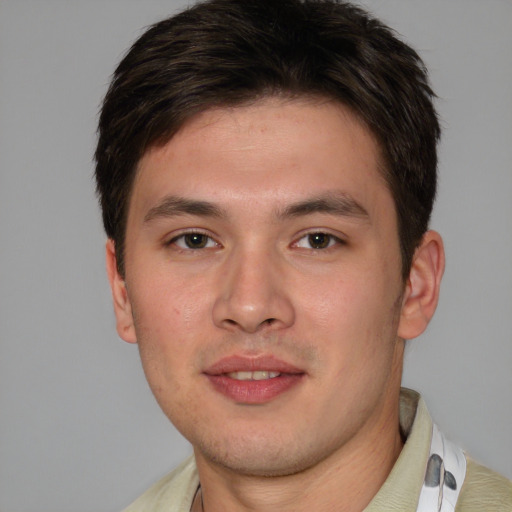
[95,0,440,278]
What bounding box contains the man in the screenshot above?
[95,0,512,510]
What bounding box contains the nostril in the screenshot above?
[222,317,277,331]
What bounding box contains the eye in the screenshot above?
[294,232,341,250]
[171,232,218,250]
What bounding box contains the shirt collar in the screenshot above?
[364,388,433,511]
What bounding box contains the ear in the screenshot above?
[398,230,445,340]
[105,239,137,343]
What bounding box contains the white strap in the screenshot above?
[416,424,467,512]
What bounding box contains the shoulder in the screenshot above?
[122,456,199,512]
[455,457,512,512]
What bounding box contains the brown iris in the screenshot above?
[308,233,331,249]
[184,233,209,248]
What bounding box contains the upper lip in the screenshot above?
[204,355,304,376]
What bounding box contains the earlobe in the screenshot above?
[105,239,137,343]
[398,230,445,340]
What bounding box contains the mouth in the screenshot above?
[227,370,281,381]
[204,356,305,404]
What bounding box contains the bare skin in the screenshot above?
[107,98,444,512]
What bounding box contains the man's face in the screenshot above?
[115,98,408,476]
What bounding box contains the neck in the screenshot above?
[193,387,404,512]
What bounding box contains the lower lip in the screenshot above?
[206,374,304,404]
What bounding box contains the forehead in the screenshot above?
[130,98,392,220]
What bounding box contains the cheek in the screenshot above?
[299,270,381,332]
[132,270,212,338]
[127,272,214,393]
[298,266,401,362]
[130,279,205,413]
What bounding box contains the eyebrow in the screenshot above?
[277,192,369,220]
[144,195,225,223]
[143,191,369,224]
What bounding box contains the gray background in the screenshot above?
[0,1,511,511]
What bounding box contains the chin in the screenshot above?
[202,450,315,478]
[193,428,334,478]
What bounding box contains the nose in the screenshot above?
[212,247,295,333]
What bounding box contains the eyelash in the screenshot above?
[166,230,345,251]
